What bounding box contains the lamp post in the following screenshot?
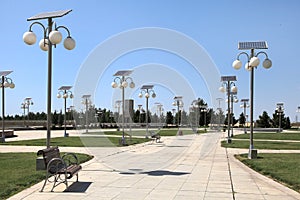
[23,10,76,148]
[173,96,183,135]
[216,98,224,131]
[111,70,135,145]
[296,106,300,129]
[228,92,238,137]
[276,103,284,132]
[0,71,15,143]
[57,86,73,137]
[233,41,272,159]
[200,105,208,130]
[81,95,91,133]
[190,100,200,132]
[139,85,156,138]
[219,76,237,143]
[21,102,27,127]
[137,104,143,126]
[172,108,176,125]
[240,99,250,134]
[155,102,163,127]
[23,97,34,127]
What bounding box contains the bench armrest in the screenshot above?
[47,157,67,175]
[62,153,79,166]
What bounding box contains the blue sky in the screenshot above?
[0,0,299,121]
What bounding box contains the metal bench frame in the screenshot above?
[37,146,82,192]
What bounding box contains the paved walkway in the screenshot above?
[2,129,300,199]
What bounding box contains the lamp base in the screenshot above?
[226,137,232,143]
[248,149,257,159]
[0,137,5,143]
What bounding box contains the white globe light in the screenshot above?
[172,102,176,106]
[234,98,238,103]
[263,58,272,69]
[145,93,150,98]
[9,83,15,89]
[64,37,76,50]
[231,86,238,93]
[57,94,61,98]
[70,93,74,99]
[249,56,260,67]
[121,81,128,88]
[39,39,49,51]
[63,93,68,98]
[240,105,243,108]
[232,60,242,70]
[129,82,135,88]
[245,62,251,71]
[152,93,156,98]
[219,86,225,93]
[49,30,62,44]
[3,82,10,88]
[23,31,36,45]
[111,82,117,88]
[138,93,143,98]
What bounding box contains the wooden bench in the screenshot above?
[37,146,82,192]
[150,132,161,143]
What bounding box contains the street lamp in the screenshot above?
[23,97,34,127]
[233,41,272,159]
[57,86,73,137]
[139,85,156,138]
[296,106,300,129]
[172,108,176,125]
[111,70,135,145]
[226,92,238,137]
[155,102,163,127]
[200,105,208,130]
[23,10,76,148]
[0,71,15,143]
[216,98,224,131]
[137,104,143,126]
[81,95,91,133]
[240,99,250,134]
[219,76,237,143]
[276,103,284,132]
[173,96,183,135]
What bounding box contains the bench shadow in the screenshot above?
[119,170,190,176]
[63,181,92,193]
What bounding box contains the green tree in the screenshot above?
[239,112,246,127]
[256,111,271,128]
[165,111,173,125]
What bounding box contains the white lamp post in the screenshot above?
[0,71,15,143]
[81,95,91,133]
[111,70,135,145]
[23,10,75,148]
[23,97,34,127]
[233,41,272,159]
[240,99,250,134]
[139,85,156,138]
[219,76,237,143]
[276,103,284,132]
[173,96,183,135]
[57,86,73,137]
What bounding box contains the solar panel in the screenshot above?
[27,9,72,21]
[238,41,268,50]
[0,70,13,77]
[24,97,32,101]
[58,86,72,91]
[220,76,236,82]
[174,96,183,100]
[113,70,133,76]
[82,94,91,98]
[141,85,154,90]
[241,99,249,102]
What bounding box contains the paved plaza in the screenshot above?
[3,129,300,200]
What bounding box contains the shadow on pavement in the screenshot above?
[119,170,190,176]
[64,181,92,193]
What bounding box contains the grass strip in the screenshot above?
[235,153,300,193]
[0,152,93,199]
[221,140,300,150]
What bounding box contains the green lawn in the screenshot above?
[221,140,300,150]
[0,152,93,199]
[0,136,151,147]
[235,153,300,193]
[233,132,300,140]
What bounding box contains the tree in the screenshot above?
[224,113,238,126]
[256,111,271,128]
[239,112,246,127]
[165,111,173,125]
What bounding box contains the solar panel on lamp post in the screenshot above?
[111,70,135,145]
[0,71,15,143]
[23,10,76,148]
[233,41,272,159]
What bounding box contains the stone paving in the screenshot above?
[2,129,300,200]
